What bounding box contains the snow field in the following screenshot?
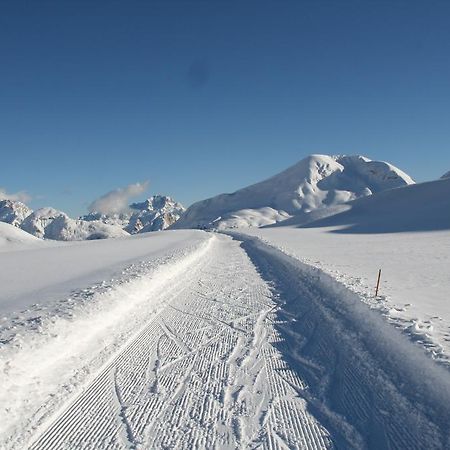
[1,231,449,449]
[0,235,213,449]
[241,226,450,367]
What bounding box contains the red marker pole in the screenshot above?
[375,269,382,297]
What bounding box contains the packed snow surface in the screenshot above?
[1,231,449,449]
[173,154,414,229]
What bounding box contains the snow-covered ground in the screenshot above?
[239,226,450,366]
[1,172,450,448]
[1,226,449,449]
[0,229,212,448]
[0,229,208,315]
[240,176,450,366]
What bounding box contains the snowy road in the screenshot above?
[4,234,450,449]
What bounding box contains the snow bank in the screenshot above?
[0,230,208,315]
[0,231,214,449]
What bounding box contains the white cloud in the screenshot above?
[0,188,31,203]
[88,181,149,215]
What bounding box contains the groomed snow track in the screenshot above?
[20,233,450,449]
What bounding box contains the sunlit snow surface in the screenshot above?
[1,197,450,448]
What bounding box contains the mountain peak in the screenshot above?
[83,194,185,235]
[0,192,186,241]
[129,195,182,213]
[173,154,414,230]
[0,199,33,227]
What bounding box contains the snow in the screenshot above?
[0,230,208,315]
[0,200,32,227]
[0,222,43,250]
[19,207,67,238]
[0,230,213,448]
[173,154,414,229]
[1,157,449,448]
[18,207,129,241]
[298,176,450,233]
[83,195,185,234]
[0,195,185,242]
[45,215,129,241]
[239,176,450,366]
[242,226,450,361]
[1,232,449,449]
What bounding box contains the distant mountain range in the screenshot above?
[172,154,415,229]
[0,195,185,241]
[3,155,446,240]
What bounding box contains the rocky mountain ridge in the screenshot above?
[0,195,185,241]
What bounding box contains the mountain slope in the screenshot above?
[0,222,42,250]
[0,200,33,227]
[299,176,450,233]
[82,195,185,234]
[173,154,414,229]
[20,208,129,241]
[0,195,184,241]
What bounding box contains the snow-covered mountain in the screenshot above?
[0,221,42,250]
[442,170,450,179]
[0,194,184,241]
[0,199,33,227]
[20,207,68,238]
[82,195,185,234]
[20,207,127,241]
[298,176,450,233]
[173,154,414,229]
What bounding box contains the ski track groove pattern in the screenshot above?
[29,236,333,450]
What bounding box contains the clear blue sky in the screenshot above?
[1,0,450,216]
